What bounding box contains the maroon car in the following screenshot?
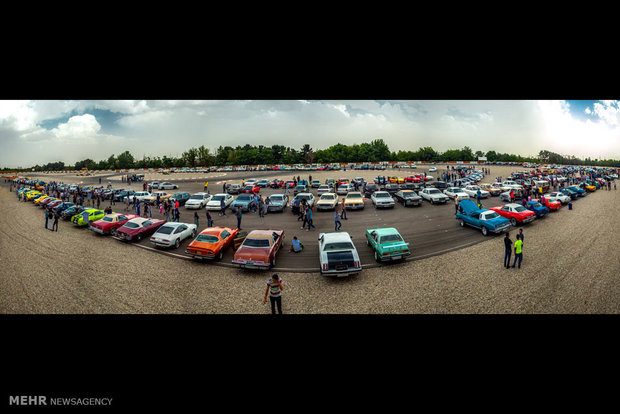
[46,200,64,210]
[38,197,58,208]
[114,217,167,241]
[89,213,140,235]
[269,179,285,189]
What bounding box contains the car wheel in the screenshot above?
[431,199,434,205]
[136,234,142,241]
[175,238,180,249]
[481,226,488,236]
[271,256,276,268]
[374,251,380,262]
[366,238,370,246]
[191,229,196,238]
[459,220,464,227]
[510,218,517,226]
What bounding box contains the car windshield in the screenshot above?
[211,195,224,201]
[453,188,465,192]
[298,195,312,200]
[514,206,527,212]
[484,212,500,219]
[346,193,362,198]
[379,234,403,243]
[157,226,175,235]
[428,189,441,194]
[124,222,140,229]
[375,193,389,198]
[321,195,335,200]
[531,203,542,208]
[270,196,283,201]
[403,192,416,198]
[190,195,204,200]
[196,234,219,243]
[102,217,114,222]
[323,242,354,250]
[243,238,270,248]
[237,195,252,200]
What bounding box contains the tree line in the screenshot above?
[7,140,620,172]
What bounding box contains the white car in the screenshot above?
[150,222,197,249]
[370,191,395,208]
[206,193,234,210]
[159,182,179,190]
[336,183,355,195]
[124,191,151,203]
[292,192,315,208]
[501,180,522,189]
[244,178,258,185]
[185,192,212,209]
[149,181,161,189]
[545,192,570,204]
[316,193,339,210]
[444,187,470,200]
[419,188,449,204]
[429,166,437,172]
[318,232,362,277]
[463,185,490,198]
[317,184,332,196]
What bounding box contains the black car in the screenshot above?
[394,190,423,207]
[431,181,449,191]
[363,183,378,197]
[374,176,387,185]
[403,182,423,192]
[61,205,88,220]
[52,202,75,214]
[384,183,401,194]
[170,192,191,205]
[114,190,135,202]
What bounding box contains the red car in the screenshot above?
[489,203,536,226]
[269,179,285,189]
[534,198,561,211]
[418,174,432,182]
[240,185,260,194]
[232,229,285,269]
[46,200,64,210]
[337,178,350,185]
[89,213,140,235]
[114,217,167,241]
[38,197,57,208]
[185,226,240,260]
[405,175,422,183]
[284,180,296,189]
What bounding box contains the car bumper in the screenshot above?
[233,261,270,269]
[521,216,536,224]
[403,200,420,206]
[375,203,395,208]
[378,251,411,261]
[316,204,336,210]
[268,205,285,211]
[345,205,364,210]
[184,204,202,209]
[431,198,448,203]
[185,249,217,259]
[321,267,362,277]
[88,225,106,234]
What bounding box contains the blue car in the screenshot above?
[230,193,257,212]
[567,185,586,197]
[560,187,578,200]
[525,200,550,217]
[456,199,511,236]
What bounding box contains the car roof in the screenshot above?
[246,229,282,237]
[367,227,399,236]
[321,232,352,242]
[199,226,234,235]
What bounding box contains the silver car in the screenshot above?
[419,188,449,204]
[370,191,395,208]
[150,222,197,249]
[267,194,289,212]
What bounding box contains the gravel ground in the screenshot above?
[2,173,619,314]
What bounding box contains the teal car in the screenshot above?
[366,227,411,262]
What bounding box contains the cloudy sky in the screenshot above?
[0,100,619,168]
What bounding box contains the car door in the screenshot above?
[175,225,187,241]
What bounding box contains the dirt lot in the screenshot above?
[2,167,619,314]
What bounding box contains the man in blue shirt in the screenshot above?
[289,236,303,252]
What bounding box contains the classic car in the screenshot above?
[431,181,449,191]
[316,193,339,211]
[293,184,308,195]
[419,188,449,204]
[559,188,579,200]
[230,193,257,212]
[534,198,561,211]
[499,188,526,202]
[184,192,212,209]
[268,179,284,189]
[310,179,322,188]
[388,177,405,184]
[444,187,470,201]
[317,184,332,196]
[255,179,270,188]
[206,193,234,211]
[149,181,161,190]
[524,200,550,217]
[169,192,191,206]
[226,183,242,194]
[501,180,523,189]
[267,194,288,212]
[489,203,536,226]
[491,182,514,193]
[51,202,75,214]
[159,182,179,190]
[142,191,173,205]
[343,192,365,210]
[89,213,140,235]
[114,190,136,202]
[26,191,42,200]
[291,192,315,208]
[124,191,151,203]
[582,182,597,192]
[150,222,198,249]
[371,191,396,208]
[239,185,260,195]
[337,178,350,186]
[318,232,362,277]
[567,185,586,197]
[384,183,401,194]
[284,180,296,189]
[428,166,437,172]
[366,227,411,262]
[363,183,378,197]
[114,217,167,241]
[61,205,88,220]
[46,200,64,211]
[336,183,355,195]
[463,185,490,199]
[479,183,501,196]
[185,226,240,260]
[456,199,512,236]
[405,175,422,183]
[232,229,285,269]
[36,196,55,207]
[393,190,422,206]
[71,209,107,227]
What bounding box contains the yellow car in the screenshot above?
[584,184,596,192]
[388,177,405,184]
[26,191,42,200]
[34,194,50,205]
[344,191,365,210]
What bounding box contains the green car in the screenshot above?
[71,209,107,227]
[365,227,411,262]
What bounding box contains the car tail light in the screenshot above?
[382,252,389,256]
[354,261,360,268]
[322,263,328,271]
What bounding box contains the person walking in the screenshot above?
[165,203,171,221]
[510,189,515,203]
[194,211,199,227]
[52,211,59,232]
[206,210,213,227]
[511,235,523,269]
[263,274,284,315]
[220,197,226,216]
[455,197,460,214]
[476,189,481,205]
[305,205,315,231]
[340,198,347,220]
[204,181,209,193]
[334,210,342,231]
[504,232,512,269]
[235,207,242,230]
[258,196,264,218]
[222,182,227,193]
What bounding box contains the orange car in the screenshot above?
[185,226,239,261]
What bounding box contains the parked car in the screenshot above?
[158,182,179,190]
[61,205,88,220]
[206,193,234,211]
[419,188,449,204]
[292,192,315,208]
[124,191,151,203]
[232,229,285,269]
[394,190,422,206]
[366,227,411,262]
[255,179,271,188]
[51,202,75,214]
[310,179,321,188]
[266,194,288,212]
[143,191,172,205]
[317,184,332,196]
[230,193,257,212]
[71,209,106,227]
[89,213,140,235]
[343,192,365,210]
[489,203,537,226]
[567,185,586,197]
[269,179,285,189]
[370,191,396,208]
[384,183,401,194]
[363,183,378,197]
[463,185,490,199]
[456,199,512,236]
[524,200,550,218]
[184,192,212,209]
[432,181,448,191]
[336,183,354,195]
[444,187,470,201]
[114,217,167,241]
[169,192,191,206]
[535,197,562,211]
[479,183,501,196]
[240,185,260,195]
[559,187,579,200]
[227,183,242,194]
[150,222,198,249]
[149,181,161,190]
[499,189,526,202]
[185,226,240,261]
[114,190,136,202]
[316,193,339,211]
[318,232,362,277]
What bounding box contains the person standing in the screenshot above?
[222,182,227,193]
[340,198,347,220]
[235,207,242,230]
[518,228,524,244]
[476,189,481,205]
[220,197,226,216]
[334,210,342,231]
[206,210,213,227]
[510,189,515,203]
[52,211,59,232]
[512,235,523,269]
[263,274,284,315]
[504,232,512,269]
[455,197,460,214]
[194,211,199,227]
[45,209,50,230]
